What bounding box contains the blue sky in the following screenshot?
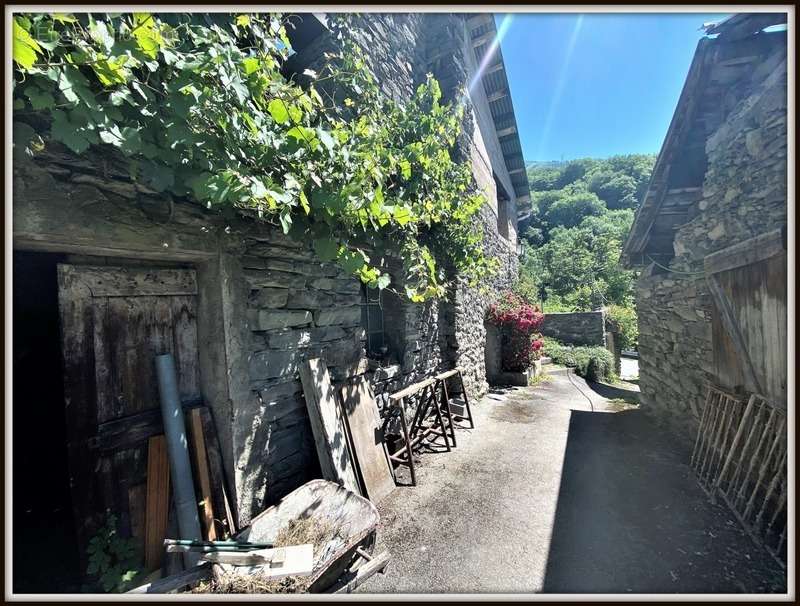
[496,12,729,162]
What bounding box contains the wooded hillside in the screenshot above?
[516,154,655,349]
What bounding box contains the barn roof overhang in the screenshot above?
[621,12,788,269]
[466,14,532,219]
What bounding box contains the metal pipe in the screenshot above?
[155,354,203,567]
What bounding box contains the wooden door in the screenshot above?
[57,264,201,563]
[704,228,787,406]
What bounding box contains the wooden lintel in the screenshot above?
[704,227,786,275]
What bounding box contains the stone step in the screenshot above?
[540,356,552,365]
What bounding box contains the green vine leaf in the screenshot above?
[12,18,41,69]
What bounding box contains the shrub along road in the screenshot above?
[358,368,786,594]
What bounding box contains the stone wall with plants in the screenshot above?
[636,36,787,442]
[12,12,520,523]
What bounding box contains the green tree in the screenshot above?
[545,191,606,229]
[587,170,638,209]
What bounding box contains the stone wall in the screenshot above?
[635,34,787,442]
[541,311,606,347]
[12,13,521,525]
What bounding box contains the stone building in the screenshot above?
[11,12,529,569]
[621,13,788,442]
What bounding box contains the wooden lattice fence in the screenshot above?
[691,386,787,565]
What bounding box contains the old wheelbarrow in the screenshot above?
[130,480,389,594]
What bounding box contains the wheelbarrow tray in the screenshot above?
[128,480,386,594]
[235,479,383,592]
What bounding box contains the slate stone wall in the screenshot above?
[541,311,606,347]
[12,13,520,524]
[636,37,787,443]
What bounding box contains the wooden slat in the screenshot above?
[88,397,203,452]
[197,407,237,535]
[144,435,171,571]
[339,379,395,503]
[704,228,786,275]
[299,359,361,495]
[188,409,217,541]
[127,563,212,594]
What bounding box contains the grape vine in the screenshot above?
[12,12,498,301]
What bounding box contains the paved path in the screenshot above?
[359,368,786,594]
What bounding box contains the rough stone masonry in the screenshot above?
[12,13,522,526]
[633,27,787,442]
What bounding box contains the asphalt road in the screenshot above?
[358,368,786,595]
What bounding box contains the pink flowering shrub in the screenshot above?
[486,291,545,372]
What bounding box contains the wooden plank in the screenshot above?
[64,265,198,297]
[388,378,435,401]
[187,409,218,541]
[704,228,785,275]
[201,544,313,571]
[197,407,237,535]
[87,397,203,452]
[339,379,395,503]
[326,551,391,594]
[145,435,171,571]
[127,563,212,594]
[57,264,102,566]
[299,359,361,495]
[707,275,765,395]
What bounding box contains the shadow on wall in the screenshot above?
[541,409,786,593]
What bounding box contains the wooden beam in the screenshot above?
[471,31,495,48]
[486,89,509,103]
[496,125,517,138]
[483,62,505,77]
[704,228,786,275]
[88,398,203,452]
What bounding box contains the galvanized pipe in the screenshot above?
[155,353,202,567]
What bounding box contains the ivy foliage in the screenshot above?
[85,512,142,593]
[12,12,495,301]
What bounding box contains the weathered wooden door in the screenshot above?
[57,264,201,561]
[704,228,787,406]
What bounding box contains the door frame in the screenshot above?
[11,239,250,549]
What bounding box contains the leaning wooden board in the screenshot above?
[299,359,361,495]
[338,379,395,503]
[144,435,171,571]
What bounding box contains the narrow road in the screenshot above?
[359,368,786,594]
